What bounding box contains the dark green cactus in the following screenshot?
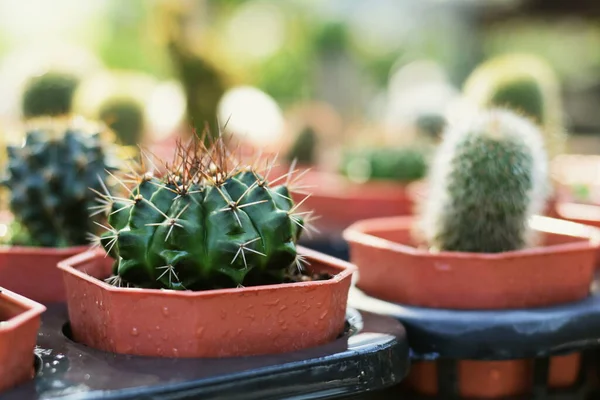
[1,121,117,247]
[286,127,318,165]
[340,146,428,183]
[415,113,446,141]
[21,72,79,119]
[98,136,313,290]
[463,54,564,159]
[418,109,549,253]
[99,96,145,146]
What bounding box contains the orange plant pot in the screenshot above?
[344,215,600,398]
[0,246,89,305]
[59,247,355,358]
[0,288,46,392]
[287,170,418,236]
[555,202,600,269]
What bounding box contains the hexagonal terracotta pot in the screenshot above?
[0,246,90,305]
[0,211,89,304]
[344,215,599,398]
[58,246,355,358]
[555,202,600,269]
[287,170,419,236]
[0,288,46,392]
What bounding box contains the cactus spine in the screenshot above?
[463,54,565,159]
[97,135,315,290]
[1,119,117,247]
[21,72,79,119]
[418,109,549,253]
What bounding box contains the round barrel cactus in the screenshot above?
[99,96,145,146]
[1,120,117,247]
[463,54,565,159]
[97,136,314,290]
[21,72,79,119]
[418,109,549,253]
[340,146,428,184]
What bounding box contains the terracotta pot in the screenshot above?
[0,245,90,305]
[59,246,355,358]
[0,288,46,392]
[286,170,418,236]
[343,215,599,398]
[555,202,600,269]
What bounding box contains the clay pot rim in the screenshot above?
[297,170,413,199]
[58,245,356,297]
[343,215,600,260]
[0,288,46,330]
[556,202,600,223]
[0,245,90,256]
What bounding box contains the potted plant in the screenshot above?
[0,287,46,392]
[0,118,118,304]
[463,53,567,217]
[58,134,354,358]
[344,109,599,398]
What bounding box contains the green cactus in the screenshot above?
[340,146,428,184]
[21,72,79,119]
[463,54,565,159]
[1,120,118,247]
[415,113,446,141]
[418,109,549,253]
[286,127,318,165]
[99,96,145,146]
[98,136,313,290]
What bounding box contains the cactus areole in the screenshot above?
[97,134,317,291]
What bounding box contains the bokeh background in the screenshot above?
[0,0,599,155]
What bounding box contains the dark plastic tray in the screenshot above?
[3,304,409,400]
[349,287,600,360]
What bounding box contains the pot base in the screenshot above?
[404,354,581,398]
[4,304,410,399]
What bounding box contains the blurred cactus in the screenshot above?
[99,96,145,146]
[97,135,316,290]
[463,54,565,159]
[340,146,428,184]
[418,109,549,253]
[415,113,446,141]
[1,119,118,247]
[21,72,79,119]
[286,127,318,165]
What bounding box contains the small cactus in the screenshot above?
[340,146,428,184]
[286,127,318,165]
[463,54,565,159]
[96,134,316,290]
[1,119,118,247]
[418,109,549,253]
[21,72,79,119]
[99,96,145,146]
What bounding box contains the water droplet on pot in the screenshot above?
[172,348,179,356]
[156,325,161,331]
[237,328,243,335]
[320,310,328,320]
[51,368,56,373]
[157,347,163,355]
[279,305,288,311]
[130,328,139,336]
[316,302,323,308]
[84,374,91,380]
[162,334,168,340]
[162,307,169,316]
[147,334,153,339]
[220,310,227,319]
[52,360,59,366]
[490,369,500,380]
[196,327,205,337]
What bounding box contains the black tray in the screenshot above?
[2,304,409,400]
[350,287,600,400]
